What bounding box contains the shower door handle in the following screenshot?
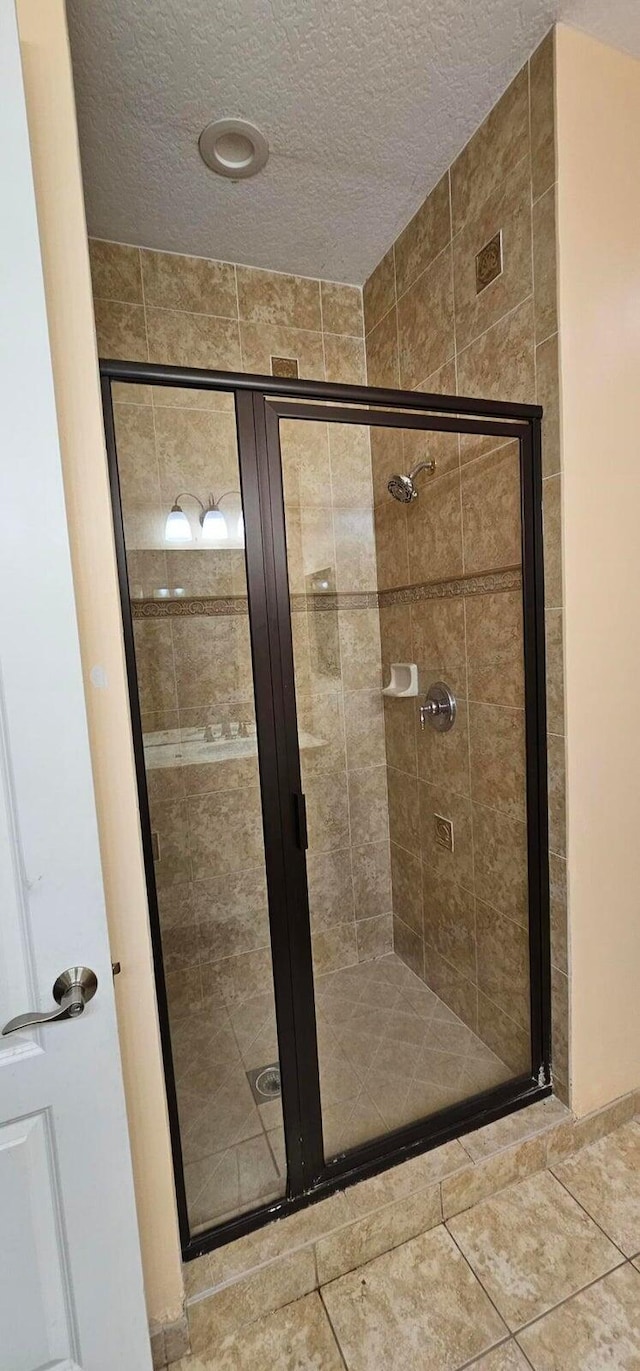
[293,791,308,851]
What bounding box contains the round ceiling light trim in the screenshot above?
[198,118,269,180]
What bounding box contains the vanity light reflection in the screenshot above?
[164,490,244,546]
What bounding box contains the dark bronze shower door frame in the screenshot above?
[100,359,551,1262]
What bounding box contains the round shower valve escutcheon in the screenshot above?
[420,682,457,732]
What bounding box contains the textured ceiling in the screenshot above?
[66,0,640,285]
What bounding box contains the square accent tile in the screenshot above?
[448,1170,622,1331]
[517,1264,640,1370]
[552,1122,640,1257]
[321,1224,507,1371]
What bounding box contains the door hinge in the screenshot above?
[293,792,308,851]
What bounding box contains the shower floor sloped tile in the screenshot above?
[179,998,286,1232]
[179,952,511,1233]
[314,952,511,1156]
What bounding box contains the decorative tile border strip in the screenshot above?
[130,569,521,618]
[298,590,379,613]
[378,566,521,607]
[132,595,249,618]
[131,590,379,617]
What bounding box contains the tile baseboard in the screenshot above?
[149,1311,190,1369]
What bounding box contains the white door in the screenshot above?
[0,2,152,1367]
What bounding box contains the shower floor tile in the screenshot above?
[179,952,510,1234]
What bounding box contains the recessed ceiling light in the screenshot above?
[198,118,269,180]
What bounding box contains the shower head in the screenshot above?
[387,459,436,503]
[387,472,416,503]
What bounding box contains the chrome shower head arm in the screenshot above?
[408,459,436,480]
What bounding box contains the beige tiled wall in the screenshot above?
[281,415,393,973]
[91,241,391,1016]
[92,31,566,1098]
[363,31,567,1094]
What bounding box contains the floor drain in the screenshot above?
[246,1062,281,1105]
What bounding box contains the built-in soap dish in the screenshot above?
[382,663,419,698]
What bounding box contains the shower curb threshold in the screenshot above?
[178,1087,640,1359]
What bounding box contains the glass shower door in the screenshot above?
[264,398,537,1166]
[108,382,287,1234]
[103,358,549,1254]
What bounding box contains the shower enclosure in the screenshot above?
[101,358,550,1260]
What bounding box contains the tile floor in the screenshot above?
[171,1118,640,1369]
[175,952,511,1231]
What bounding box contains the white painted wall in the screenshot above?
[556,24,640,1114]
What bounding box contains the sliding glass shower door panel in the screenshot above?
[271,405,533,1163]
[109,384,286,1234]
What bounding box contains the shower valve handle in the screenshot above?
[420,683,457,733]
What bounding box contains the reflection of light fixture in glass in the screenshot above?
[165,490,244,545]
[165,492,207,542]
[165,500,194,542]
[201,506,228,541]
[201,490,242,544]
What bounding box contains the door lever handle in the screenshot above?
[2,965,98,1036]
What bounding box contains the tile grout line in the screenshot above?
[446,1207,628,1352]
[547,1165,631,1258]
[444,1223,512,1345]
[512,1256,629,1347]
[96,290,362,340]
[318,1285,351,1370]
[455,1334,518,1371]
